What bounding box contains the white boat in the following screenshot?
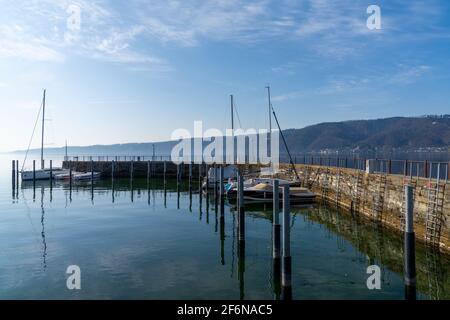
[22,168,69,181]
[54,171,101,181]
[72,172,101,181]
[227,182,315,204]
[202,164,238,189]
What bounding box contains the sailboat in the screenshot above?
[202,94,239,189]
[225,86,315,204]
[21,90,67,181]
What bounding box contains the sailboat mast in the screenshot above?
[266,85,272,133]
[266,85,272,159]
[230,94,234,131]
[230,94,235,164]
[41,89,46,169]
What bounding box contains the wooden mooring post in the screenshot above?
[238,172,245,243]
[219,165,224,217]
[49,160,53,194]
[147,160,151,189]
[189,162,193,193]
[272,179,281,259]
[91,160,94,201]
[272,179,282,300]
[404,185,416,300]
[198,163,203,192]
[12,160,16,198]
[32,160,36,188]
[112,161,115,203]
[163,161,167,186]
[16,160,19,190]
[282,185,292,300]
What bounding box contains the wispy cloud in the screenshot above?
[272,63,432,102]
[0,0,166,67]
[0,0,447,67]
[389,65,431,84]
[0,25,65,62]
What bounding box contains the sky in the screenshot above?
[0,0,450,152]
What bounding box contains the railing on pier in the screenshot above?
[64,154,450,180]
[64,155,172,162]
[289,155,449,180]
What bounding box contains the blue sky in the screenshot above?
[1,0,450,152]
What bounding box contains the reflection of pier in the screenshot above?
[11,161,450,300]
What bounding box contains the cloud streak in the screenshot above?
[0,1,447,67]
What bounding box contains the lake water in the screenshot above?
[0,154,449,300]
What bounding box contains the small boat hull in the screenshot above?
[21,169,68,181]
[227,187,315,205]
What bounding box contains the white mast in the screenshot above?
[230,94,234,132]
[41,89,46,169]
[266,85,272,133]
[266,85,272,159]
[230,94,235,164]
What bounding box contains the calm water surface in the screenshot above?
[0,155,449,299]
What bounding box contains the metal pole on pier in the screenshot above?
[273,179,281,259]
[189,162,192,193]
[219,166,224,216]
[238,172,245,243]
[49,160,53,193]
[147,160,150,189]
[272,179,281,300]
[163,161,167,186]
[16,160,19,189]
[237,171,246,300]
[282,185,292,300]
[33,160,36,188]
[130,160,134,202]
[12,159,16,183]
[199,163,203,196]
[214,165,218,214]
[91,160,94,201]
[404,185,416,300]
[112,161,115,203]
[205,164,209,212]
[69,161,72,194]
[12,160,16,198]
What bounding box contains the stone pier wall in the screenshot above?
[278,164,450,253]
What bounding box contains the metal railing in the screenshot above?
[289,155,449,180]
[64,155,172,162]
[63,154,450,180]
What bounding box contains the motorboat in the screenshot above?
[54,171,101,181]
[227,182,315,204]
[22,168,69,181]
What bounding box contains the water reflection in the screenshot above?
[13,178,450,300]
[40,186,47,270]
[304,204,449,300]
